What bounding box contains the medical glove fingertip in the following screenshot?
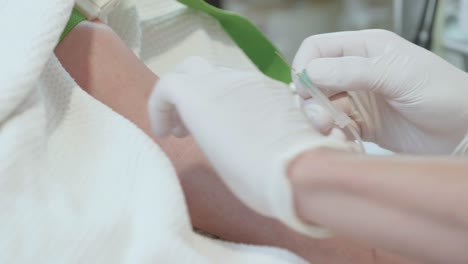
[148,84,178,138]
[172,125,190,138]
[148,112,172,138]
[302,101,335,133]
[328,127,347,142]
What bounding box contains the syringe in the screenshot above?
[275,51,365,152]
[294,69,365,153]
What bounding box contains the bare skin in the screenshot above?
[54,21,417,264]
[289,150,468,264]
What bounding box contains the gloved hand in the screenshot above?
[293,29,468,155]
[148,57,355,238]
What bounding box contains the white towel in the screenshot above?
[0,0,307,263]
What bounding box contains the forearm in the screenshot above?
[55,20,157,132]
[54,20,263,241]
[54,22,415,264]
[289,149,468,264]
[54,18,284,248]
[55,19,288,246]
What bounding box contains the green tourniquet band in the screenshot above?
[177,0,292,84]
[59,1,291,83]
[60,8,87,42]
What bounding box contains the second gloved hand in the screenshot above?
[148,57,355,238]
[293,30,468,155]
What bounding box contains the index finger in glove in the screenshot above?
[292,29,395,72]
[148,75,184,138]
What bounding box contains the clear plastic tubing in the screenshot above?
[295,69,366,153]
[452,132,468,156]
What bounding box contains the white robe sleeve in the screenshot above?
[0,0,73,123]
[0,0,309,263]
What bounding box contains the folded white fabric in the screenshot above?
[136,0,258,74]
[0,0,308,263]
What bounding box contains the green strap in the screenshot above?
[60,8,87,42]
[60,2,291,83]
[177,0,291,83]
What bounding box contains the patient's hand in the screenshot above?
[55,20,418,264]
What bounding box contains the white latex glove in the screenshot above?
[293,29,468,155]
[148,57,355,238]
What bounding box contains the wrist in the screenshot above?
[287,148,352,226]
[55,20,158,134]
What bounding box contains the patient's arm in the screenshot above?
[54,21,417,264]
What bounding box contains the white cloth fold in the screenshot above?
[0,0,307,263]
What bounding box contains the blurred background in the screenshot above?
[206,0,468,71]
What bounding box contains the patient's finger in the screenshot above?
[329,93,362,140]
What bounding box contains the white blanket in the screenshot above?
[0,0,307,263]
